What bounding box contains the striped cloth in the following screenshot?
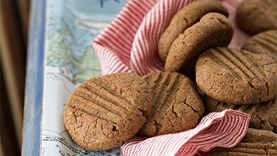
[121,110,250,156]
[93,0,251,155]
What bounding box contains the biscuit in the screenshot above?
[242,29,277,58]
[64,73,153,151]
[205,96,277,133]
[210,128,277,156]
[165,13,233,72]
[158,0,228,61]
[236,0,277,35]
[196,47,277,104]
[140,72,204,136]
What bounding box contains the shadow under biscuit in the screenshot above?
[204,96,277,133]
[209,128,277,156]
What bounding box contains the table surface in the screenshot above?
[22,0,128,155]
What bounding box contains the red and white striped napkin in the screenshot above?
[93,0,251,155]
[121,110,250,156]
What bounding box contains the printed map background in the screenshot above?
[42,0,127,155]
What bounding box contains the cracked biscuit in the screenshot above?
[236,0,277,35]
[210,128,277,156]
[140,72,204,136]
[64,73,153,151]
[241,29,277,59]
[205,96,277,133]
[158,0,228,62]
[196,47,277,104]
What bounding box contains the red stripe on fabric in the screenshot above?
[109,61,125,73]
[133,0,155,13]
[104,28,131,55]
[127,5,146,22]
[121,9,142,26]
[110,18,135,40]
[97,33,130,62]
[136,30,149,75]
[130,40,146,75]
[117,14,140,34]
[113,17,136,42]
[122,4,142,25]
[101,29,130,51]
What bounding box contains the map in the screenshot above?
[42,0,127,155]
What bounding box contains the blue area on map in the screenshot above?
[99,0,120,8]
[67,0,127,21]
[47,0,127,60]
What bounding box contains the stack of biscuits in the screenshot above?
[63,0,277,154]
[201,0,277,155]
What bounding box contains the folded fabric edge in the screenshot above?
[92,42,132,75]
[92,0,159,75]
[176,109,251,155]
[120,109,251,156]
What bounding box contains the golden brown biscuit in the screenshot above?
[196,48,277,104]
[64,73,153,151]
[236,0,277,35]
